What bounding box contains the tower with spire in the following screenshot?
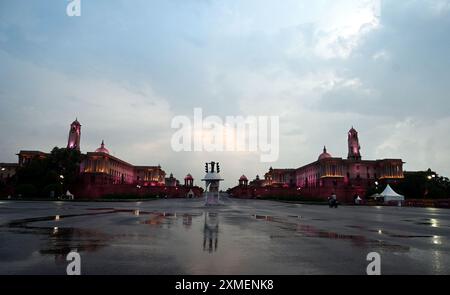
[67,118,81,151]
[347,126,361,160]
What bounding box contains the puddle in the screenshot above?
[348,225,436,239]
[140,212,204,226]
[296,224,366,245]
[86,208,116,211]
[4,216,111,264]
[367,229,433,238]
[2,208,211,266]
[368,240,410,252]
[253,214,275,221]
[2,199,449,274]
[253,214,411,252]
[2,209,146,262]
[288,215,302,218]
[203,213,219,253]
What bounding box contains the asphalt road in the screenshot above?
[0,197,449,274]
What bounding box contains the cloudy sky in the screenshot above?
[1,0,450,189]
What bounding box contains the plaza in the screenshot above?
[0,197,448,275]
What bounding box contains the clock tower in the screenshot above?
[347,126,361,160]
[67,119,81,151]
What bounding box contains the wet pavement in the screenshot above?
[0,197,449,275]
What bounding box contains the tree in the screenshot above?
[15,147,83,198]
[397,171,450,199]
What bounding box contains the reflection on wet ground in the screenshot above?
[0,198,449,274]
[253,214,413,250]
[203,212,219,253]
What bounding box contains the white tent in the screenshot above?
[380,184,404,203]
[369,193,381,200]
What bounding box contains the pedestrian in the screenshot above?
[329,192,338,208]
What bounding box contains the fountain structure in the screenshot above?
[202,161,224,206]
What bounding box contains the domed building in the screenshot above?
[260,127,404,202]
[95,140,110,154]
[4,119,208,200]
[74,123,165,188]
[318,146,332,161]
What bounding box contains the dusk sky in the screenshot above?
[1,0,450,189]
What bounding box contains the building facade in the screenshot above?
[233,127,404,202]
[0,163,19,184]
[264,168,296,188]
[80,140,165,186]
[2,119,202,199]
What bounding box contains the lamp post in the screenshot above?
[425,172,436,198]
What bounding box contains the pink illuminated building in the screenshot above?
[231,127,404,202]
[80,139,165,186]
[2,119,203,199]
[70,119,204,198]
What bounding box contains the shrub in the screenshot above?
[16,184,38,198]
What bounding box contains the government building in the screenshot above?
[1,119,202,199]
[230,127,404,202]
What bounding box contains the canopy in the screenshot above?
[369,193,381,199]
[380,184,404,203]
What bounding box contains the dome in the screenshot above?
[95,140,110,154]
[184,173,193,180]
[318,146,332,160]
[239,175,248,181]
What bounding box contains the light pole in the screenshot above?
[425,172,436,198]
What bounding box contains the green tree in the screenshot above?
[397,171,450,199]
[15,147,83,198]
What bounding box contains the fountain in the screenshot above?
[202,161,224,206]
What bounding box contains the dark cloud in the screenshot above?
[1,0,450,186]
